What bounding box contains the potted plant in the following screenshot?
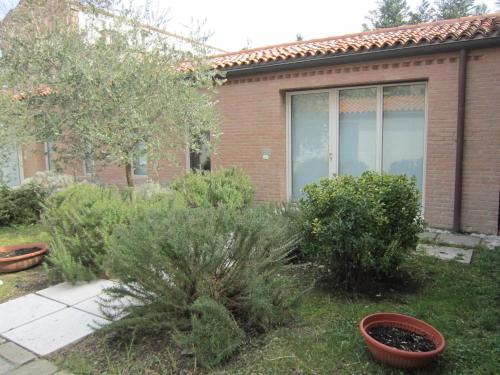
[0,242,48,273]
[359,312,445,370]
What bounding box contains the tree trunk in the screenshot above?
[125,163,134,188]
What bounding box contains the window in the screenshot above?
[288,83,426,199]
[45,141,55,171]
[83,144,94,176]
[0,147,22,187]
[84,158,94,175]
[133,142,147,176]
[189,132,211,171]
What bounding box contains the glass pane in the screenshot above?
[190,132,211,171]
[84,158,94,175]
[0,147,21,187]
[46,141,55,171]
[383,84,425,191]
[133,142,147,176]
[291,92,329,199]
[339,87,377,176]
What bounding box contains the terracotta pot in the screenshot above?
[0,242,48,273]
[359,312,445,370]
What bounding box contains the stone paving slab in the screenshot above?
[72,296,107,318]
[2,308,109,356]
[418,232,437,241]
[472,233,500,249]
[0,342,36,365]
[436,233,481,248]
[6,359,57,375]
[36,280,115,306]
[0,357,14,375]
[0,294,66,334]
[74,294,136,321]
[418,244,473,264]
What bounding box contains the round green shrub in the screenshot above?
[208,168,254,209]
[171,167,254,209]
[299,171,423,285]
[170,172,210,208]
[0,182,47,226]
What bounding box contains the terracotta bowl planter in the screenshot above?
[359,313,445,370]
[0,242,48,273]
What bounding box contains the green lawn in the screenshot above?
[0,225,51,303]
[52,247,500,375]
[0,225,49,246]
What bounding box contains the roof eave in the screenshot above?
[220,36,500,77]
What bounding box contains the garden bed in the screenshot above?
[52,249,500,374]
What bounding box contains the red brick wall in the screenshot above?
[21,143,46,178]
[213,49,499,234]
[90,149,188,187]
[462,48,500,234]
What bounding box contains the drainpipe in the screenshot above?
[453,49,467,232]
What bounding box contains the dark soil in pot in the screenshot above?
[368,325,436,352]
[0,247,43,259]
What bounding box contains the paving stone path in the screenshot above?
[0,279,117,374]
[417,230,499,264]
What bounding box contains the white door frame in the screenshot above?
[285,82,428,208]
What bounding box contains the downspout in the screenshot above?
[453,49,467,232]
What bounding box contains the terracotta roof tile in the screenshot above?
[211,14,500,69]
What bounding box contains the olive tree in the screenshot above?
[0,0,223,186]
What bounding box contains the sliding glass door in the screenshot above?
[290,92,330,199]
[288,83,426,198]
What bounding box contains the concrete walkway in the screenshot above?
[0,279,116,374]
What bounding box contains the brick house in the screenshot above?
[1,9,500,234]
[208,14,500,235]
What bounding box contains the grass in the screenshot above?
[0,225,51,303]
[0,224,49,246]
[52,247,500,375]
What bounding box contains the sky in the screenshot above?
[1,0,498,52]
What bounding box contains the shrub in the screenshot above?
[134,181,187,207]
[44,182,187,282]
[208,168,254,209]
[179,296,245,369]
[0,182,47,226]
[171,167,254,209]
[134,181,167,199]
[43,184,129,282]
[170,172,210,208]
[300,171,423,285]
[103,206,300,368]
[22,171,75,195]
